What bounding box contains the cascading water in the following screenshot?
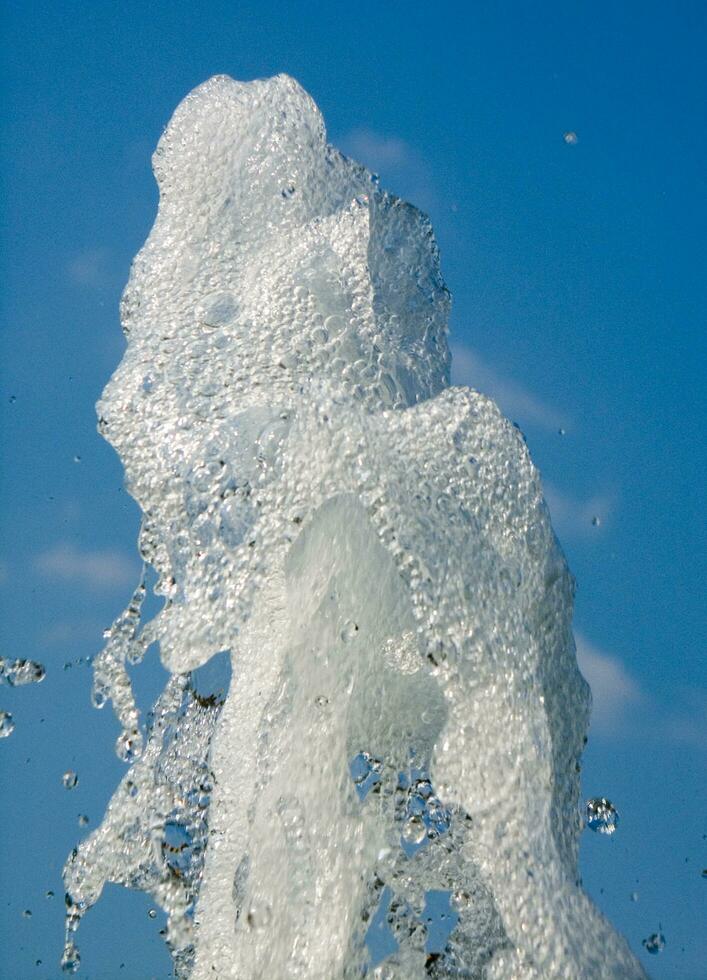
[62,74,646,979]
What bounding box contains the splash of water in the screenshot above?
[63,74,645,978]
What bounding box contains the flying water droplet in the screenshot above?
[564,131,578,145]
[585,798,618,835]
[60,941,81,973]
[78,814,89,827]
[0,658,46,686]
[63,771,78,790]
[642,931,665,954]
[0,711,15,737]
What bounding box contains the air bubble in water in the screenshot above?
[402,815,426,845]
[586,798,618,835]
[115,730,141,763]
[341,621,359,642]
[0,711,15,737]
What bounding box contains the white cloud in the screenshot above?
[450,342,567,433]
[34,542,139,592]
[575,633,707,750]
[575,632,645,734]
[66,247,112,288]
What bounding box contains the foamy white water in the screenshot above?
[63,74,645,979]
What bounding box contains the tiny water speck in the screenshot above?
[591,516,601,527]
[78,814,89,827]
[564,131,578,145]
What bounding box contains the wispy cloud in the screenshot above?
[575,632,707,750]
[66,247,112,288]
[543,481,616,540]
[450,342,567,433]
[337,128,435,213]
[34,542,139,592]
[575,632,645,734]
[39,619,107,648]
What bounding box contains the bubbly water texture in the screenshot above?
[63,74,645,978]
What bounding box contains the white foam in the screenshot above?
[64,75,644,979]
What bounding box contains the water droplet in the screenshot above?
[63,770,78,790]
[0,711,15,737]
[585,797,618,835]
[46,890,55,899]
[73,455,82,463]
[558,427,566,436]
[564,131,578,145]
[61,940,81,973]
[630,891,639,902]
[591,515,601,527]
[148,908,157,919]
[78,814,89,827]
[341,621,359,642]
[22,908,32,918]
[642,931,666,954]
[1,657,46,686]
[402,815,426,845]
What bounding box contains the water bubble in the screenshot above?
[0,711,15,737]
[451,889,471,911]
[246,903,272,929]
[22,908,32,918]
[78,814,89,827]
[115,730,141,763]
[630,891,639,902]
[148,908,157,919]
[402,815,426,845]
[60,941,81,973]
[73,455,82,463]
[642,931,665,954]
[341,621,359,642]
[63,771,79,790]
[46,890,55,899]
[564,131,578,145]
[585,797,618,835]
[591,516,601,527]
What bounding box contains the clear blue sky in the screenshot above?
[1,2,705,977]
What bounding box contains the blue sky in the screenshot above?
[1,1,705,977]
